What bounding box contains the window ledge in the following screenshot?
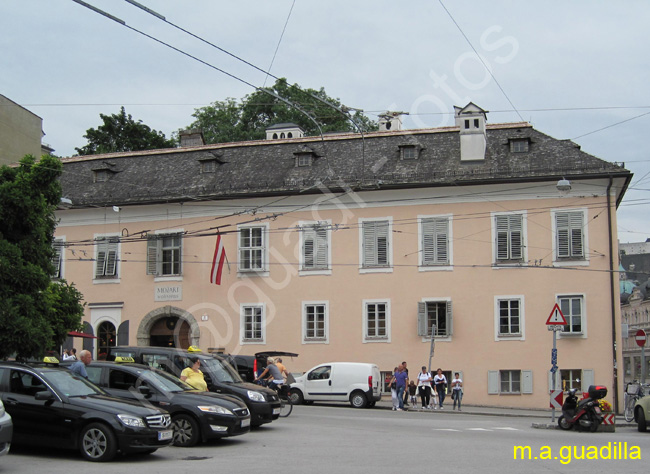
[93,278,121,285]
[153,276,183,282]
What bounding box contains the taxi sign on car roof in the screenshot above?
[187,346,202,353]
[114,356,135,363]
[43,356,59,364]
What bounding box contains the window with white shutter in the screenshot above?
[362,220,391,268]
[302,224,329,271]
[51,238,64,279]
[146,233,182,276]
[421,217,449,266]
[556,211,584,259]
[95,237,119,278]
[495,214,524,263]
[417,300,452,337]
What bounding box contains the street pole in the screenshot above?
[427,324,436,373]
[551,328,558,423]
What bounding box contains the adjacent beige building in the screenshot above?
[55,103,631,409]
[0,94,50,165]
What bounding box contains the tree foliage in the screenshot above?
[0,155,84,359]
[185,78,378,144]
[76,106,176,155]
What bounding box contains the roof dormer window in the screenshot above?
[399,144,420,161]
[295,153,313,167]
[510,138,530,153]
[201,160,217,173]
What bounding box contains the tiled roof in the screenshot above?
[59,122,630,208]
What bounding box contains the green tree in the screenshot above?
[0,155,84,360]
[186,78,378,144]
[76,106,176,155]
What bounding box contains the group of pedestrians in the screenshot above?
[388,362,463,412]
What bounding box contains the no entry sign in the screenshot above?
[636,329,647,348]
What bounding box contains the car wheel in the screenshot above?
[289,389,304,405]
[350,391,367,408]
[637,407,648,433]
[172,414,201,447]
[557,416,571,430]
[79,422,117,462]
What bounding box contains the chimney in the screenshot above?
[454,102,487,161]
[378,111,404,131]
[179,129,205,147]
[265,123,305,140]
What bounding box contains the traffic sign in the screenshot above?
[550,390,563,409]
[636,329,647,348]
[546,303,567,325]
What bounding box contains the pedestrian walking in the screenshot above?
[402,361,409,406]
[389,364,409,411]
[433,368,447,409]
[416,366,432,409]
[388,367,399,410]
[408,381,417,406]
[451,372,463,411]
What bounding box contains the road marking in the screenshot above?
[432,428,461,432]
[493,427,519,430]
[466,428,492,431]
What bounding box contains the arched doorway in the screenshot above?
[137,305,199,348]
[97,321,116,360]
[149,317,191,348]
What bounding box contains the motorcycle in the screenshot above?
[558,385,607,432]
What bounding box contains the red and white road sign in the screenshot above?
[550,390,563,409]
[636,329,647,348]
[546,303,568,325]
[602,414,615,425]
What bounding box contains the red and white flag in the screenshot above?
[210,234,226,285]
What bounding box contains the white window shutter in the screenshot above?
[146,237,158,275]
[417,302,427,336]
[362,222,377,266]
[581,369,594,392]
[510,215,523,259]
[488,370,499,394]
[95,239,107,278]
[51,240,63,278]
[446,301,453,336]
[105,239,118,276]
[435,219,449,264]
[570,212,584,257]
[303,228,315,268]
[496,216,509,260]
[315,226,328,269]
[522,370,533,394]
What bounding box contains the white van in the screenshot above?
[289,362,382,408]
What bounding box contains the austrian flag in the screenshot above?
[210,234,226,285]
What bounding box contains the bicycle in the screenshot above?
[624,381,647,422]
[257,379,293,417]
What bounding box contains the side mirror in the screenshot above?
[35,390,55,401]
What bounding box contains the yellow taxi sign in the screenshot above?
[187,346,202,353]
[115,356,135,363]
[43,356,59,364]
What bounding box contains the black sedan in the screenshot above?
[85,361,251,447]
[0,362,173,462]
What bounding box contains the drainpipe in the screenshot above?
[606,176,619,413]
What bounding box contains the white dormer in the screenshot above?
[378,112,404,131]
[265,123,305,140]
[454,102,488,161]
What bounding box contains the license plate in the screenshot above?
[241,418,250,428]
[273,408,281,415]
[158,430,173,441]
[594,407,601,414]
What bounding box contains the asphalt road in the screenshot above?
[3,404,648,473]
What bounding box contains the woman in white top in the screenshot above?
[433,368,447,409]
[451,372,463,411]
[416,366,432,409]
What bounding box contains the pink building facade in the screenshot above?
[55,104,631,409]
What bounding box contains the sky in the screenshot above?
[2,1,650,243]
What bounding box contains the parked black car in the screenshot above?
[0,362,173,462]
[225,351,298,383]
[106,346,282,427]
[84,360,251,447]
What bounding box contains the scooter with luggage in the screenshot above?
[558,385,607,432]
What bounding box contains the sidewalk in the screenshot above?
[375,395,630,426]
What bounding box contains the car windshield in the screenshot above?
[46,369,107,397]
[137,368,193,393]
[202,357,242,383]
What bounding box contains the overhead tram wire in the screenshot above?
[121,0,368,182]
[437,0,524,123]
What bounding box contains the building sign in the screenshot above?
[155,285,182,301]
